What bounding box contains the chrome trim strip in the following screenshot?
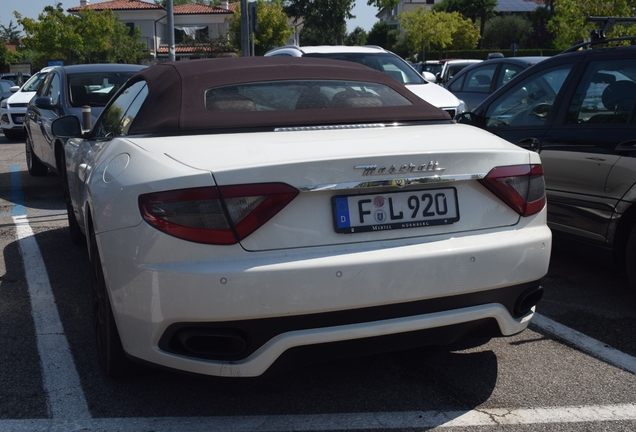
[275,123,385,132]
[298,173,485,192]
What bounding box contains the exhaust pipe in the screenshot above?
[177,329,247,356]
[514,286,544,317]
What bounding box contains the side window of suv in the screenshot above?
[566,59,636,125]
[485,64,575,128]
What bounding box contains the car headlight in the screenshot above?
[456,99,467,115]
[0,100,6,109]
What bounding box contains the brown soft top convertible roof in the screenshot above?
[127,57,450,135]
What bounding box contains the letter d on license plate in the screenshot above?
[333,187,459,234]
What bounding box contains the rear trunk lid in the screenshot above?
[136,123,535,251]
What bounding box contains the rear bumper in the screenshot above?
[97,219,551,377]
[154,301,536,377]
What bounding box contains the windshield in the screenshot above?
[424,63,443,75]
[22,73,47,92]
[67,71,138,108]
[304,52,426,85]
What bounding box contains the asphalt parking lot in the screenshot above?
[1,131,636,431]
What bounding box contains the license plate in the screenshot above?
[15,116,24,123]
[333,187,459,233]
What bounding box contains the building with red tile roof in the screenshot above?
[67,0,237,61]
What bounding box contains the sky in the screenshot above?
[1,0,379,34]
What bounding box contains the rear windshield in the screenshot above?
[205,80,412,112]
[67,71,138,108]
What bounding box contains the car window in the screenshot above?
[97,80,148,138]
[485,64,575,128]
[446,64,470,82]
[205,80,412,112]
[44,73,61,105]
[447,74,465,92]
[68,71,140,108]
[21,73,47,92]
[463,64,497,93]
[37,73,54,97]
[498,63,526,88]
[0,81,11,92]
[304,53,425,85]
[566,59,636,125]
[425,63,443,75]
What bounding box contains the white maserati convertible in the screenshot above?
[52,57,551,378]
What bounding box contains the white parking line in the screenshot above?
[8,163,636,427]
[2,403,636,430]
[14,215,91,420]
[531,313,636,375]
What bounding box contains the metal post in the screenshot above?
[167,0,175,61]
[240,0,250,57]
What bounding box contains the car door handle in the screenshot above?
[616,140,636,153]
[518,137,540,151]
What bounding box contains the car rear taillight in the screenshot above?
[138,183,298,244]
[478,164,545,216]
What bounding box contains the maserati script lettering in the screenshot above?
[354,162,445,176]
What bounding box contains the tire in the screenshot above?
[25,134,48,177]
[90,225,135,377]
[627,224,636,292]
[2,128,23,141]
[60,153,86,245]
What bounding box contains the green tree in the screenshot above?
[297,24,326,45]
[482,15,532,50]
[548,0,636,49]
[15,3,82,65]
[366,21,399,50]
[0,21,22,45]
[434,0,497,47]
[230,0,293,56]
[108,13,149,63]
[15,2,145,66]
[285,0,355,45]
[344,26,368,46]
[529,6,554,49]
[366,0,400,12]
[399,8,479,56]
[0,41,12,66]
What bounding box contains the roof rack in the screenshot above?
[561,16,636,53]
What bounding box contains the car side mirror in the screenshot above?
[455,112,480,126]
[435,72,443,84]
[52,115,83,138]
[34,97,56,110]
[10,86,19,93]
[422,71,436,83]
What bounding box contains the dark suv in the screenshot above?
[457,17,636,291]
